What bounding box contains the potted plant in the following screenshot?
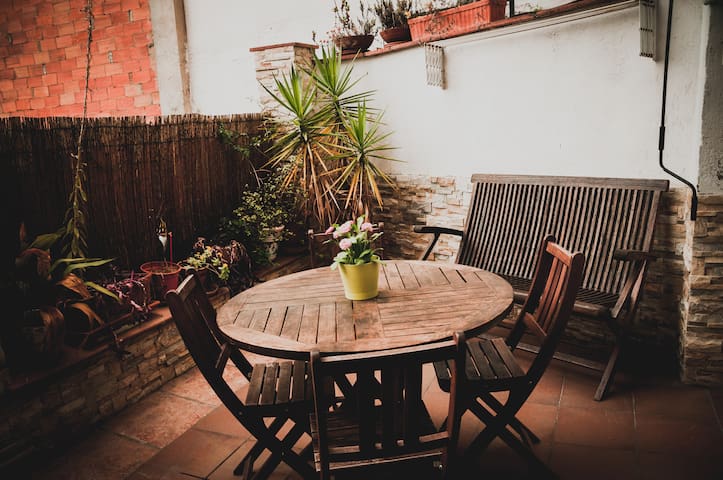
[408,0,506,41]
[180,238,232,294]
[219,166,302,267]
[331,0,377,54]
[325,215,383,300]
[373,0,413,44]
[263,45,397,230]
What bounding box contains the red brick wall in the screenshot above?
[0,0,161,117]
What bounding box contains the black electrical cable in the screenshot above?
[659,0,698,220]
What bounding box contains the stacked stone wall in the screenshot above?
[0,316,193,461]
[680,194,723,385]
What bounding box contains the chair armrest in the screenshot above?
[413,225,463,237]
[413,225,463,260]
[613,249,657,262]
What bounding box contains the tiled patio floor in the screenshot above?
[19,348,723,480]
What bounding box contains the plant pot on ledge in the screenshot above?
[334,34,375,55]
[380,26,411,44]
[408,0,506,41]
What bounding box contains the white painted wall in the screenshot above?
[182,0,335,113]
[181,0,706,184]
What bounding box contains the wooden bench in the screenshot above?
[415,174,669,401]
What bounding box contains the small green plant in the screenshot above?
[373,0,413,29]
[409,0,473,18]
[219,165,304,266]
[181,241,231,282]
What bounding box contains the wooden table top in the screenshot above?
[217,260,514,359]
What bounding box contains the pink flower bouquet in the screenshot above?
[325,216,383,269]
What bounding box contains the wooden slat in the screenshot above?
[280,305,303,341]
[317,303,337,344]
[260,363,279,406]
[246,363,266,406]
[298,304,320,344]
[292,360,306,402]
[490,338,525,377]
[277,361,293,404]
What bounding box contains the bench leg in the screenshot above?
[594,343,620,401]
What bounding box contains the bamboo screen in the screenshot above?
[0,114,264,269]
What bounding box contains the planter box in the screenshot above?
[408,0,506,41]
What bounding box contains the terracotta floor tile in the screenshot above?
[635,415,723,456]
[27,428,158,480]
[554,406,635,449]
[193,404,251,438]
[161,367,222,406]
[101,391,216,448]
[634,383,717,424]
[464,437,551,480]
[548,443,638,480]
[127,464,204,480]
[207,436,310,480]
[637,451,723,480]
[708,388,723,424]
[142,428,246,478]
[526,369,563,406]
[560,373,633,412]
[516,402,558,443]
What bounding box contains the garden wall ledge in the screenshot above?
[341,0,631,60]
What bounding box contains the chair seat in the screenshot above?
[435,336,527,392]
[245,360,311,413]
[309,402,442,470]
[504,275,617,319]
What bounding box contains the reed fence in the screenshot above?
[1,114,264,268]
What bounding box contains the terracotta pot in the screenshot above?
[334,34,375,54]
[140,261,182,300]
[338,262,380,300]
[380,26,411,44]
[408,0,506,41]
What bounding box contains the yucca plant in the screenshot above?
[306,45,373,123]
[263,45,397,228]
[263,66,341,228]
[333,102,397,219]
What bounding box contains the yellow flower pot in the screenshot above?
[338,262,379,300]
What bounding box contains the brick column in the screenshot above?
[249,42,317,117]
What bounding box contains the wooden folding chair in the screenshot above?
[166,275,315,480]
[434,236,585,477]
[308,332,467,480]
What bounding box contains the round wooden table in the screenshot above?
[217,260,514,359]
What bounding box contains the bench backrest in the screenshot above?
[458,175,669,295]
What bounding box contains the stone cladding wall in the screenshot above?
[0,314,193,462]
[680,194,723,386]
[250,42,317,118]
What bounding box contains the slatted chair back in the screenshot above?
[167,275,316,479]
[309,333,466,480]
[458,175,667,299]
[166,275,245,406]
[506,235,586,386]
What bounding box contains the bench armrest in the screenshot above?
[613,249,657,262]
[413,225,463,260]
